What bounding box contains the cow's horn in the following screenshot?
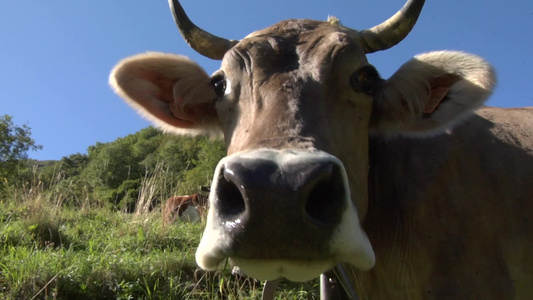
[359,0,425,53]
[168,0,238,60]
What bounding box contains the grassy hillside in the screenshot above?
[0,194,319,299]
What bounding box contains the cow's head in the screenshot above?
[110,0,495,281]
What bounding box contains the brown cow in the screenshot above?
[110,0,533,298]
[162,193,208,224]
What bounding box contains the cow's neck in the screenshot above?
[359,120,522,298]
[354,135,434,299]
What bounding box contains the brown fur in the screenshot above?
[357,107,533,299]
[162,193,208,225]
[111,16,531,299]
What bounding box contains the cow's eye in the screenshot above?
[350,65,382,96]
[211,74,227,98]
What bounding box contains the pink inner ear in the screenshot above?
[424,86,450,114]
[169,98,217,125]
[169,98,196,123]
[424,73,461,114]
[168,81,218,126]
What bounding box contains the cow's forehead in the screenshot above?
[243,19,358,41]
[221,19,368,79]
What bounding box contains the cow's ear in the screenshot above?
[110,52,220,135]
[370,51,496,136]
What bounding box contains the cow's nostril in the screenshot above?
[216,167,246,218]
[305,164,346,226]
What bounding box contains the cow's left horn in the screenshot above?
[169,0,238,60]
[359,0,425,53]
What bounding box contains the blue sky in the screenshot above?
[1,0,531,161]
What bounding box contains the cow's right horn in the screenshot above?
[168,0,238,60]
[359,0,425,53]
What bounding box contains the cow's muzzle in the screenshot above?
[196,149,375,281]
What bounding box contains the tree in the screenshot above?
[0,115,42,182]
[60,153,89,179]
[180,137,225,194]
[84,139,136,189]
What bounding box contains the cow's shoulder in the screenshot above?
[365,106,533,299]
[476,106,533,155]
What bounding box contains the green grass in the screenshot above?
[0,196,319,299]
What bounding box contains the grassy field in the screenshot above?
[0,195,320,299]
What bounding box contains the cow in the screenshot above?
[109,0,533,298]
[162,193,208,224]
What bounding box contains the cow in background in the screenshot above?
[162,193,208,224]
